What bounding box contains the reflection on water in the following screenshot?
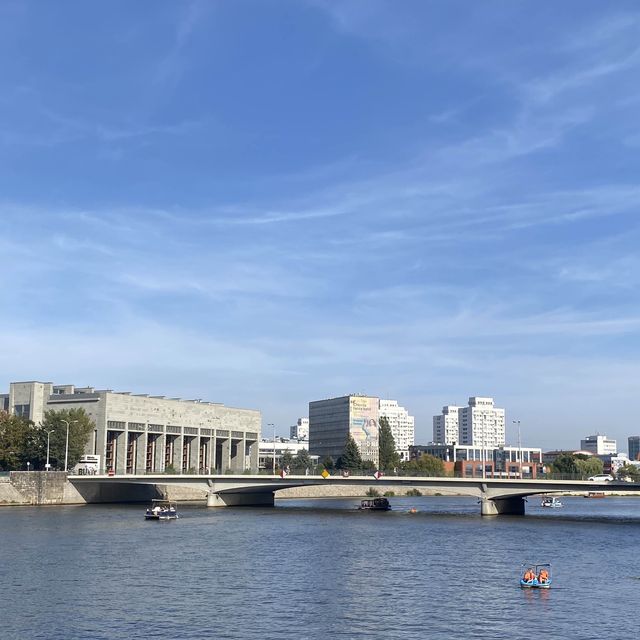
[2,496,639,639]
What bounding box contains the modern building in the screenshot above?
[290,417,309,440]
[580,434,617,456]
[1,381,261,474]
[309,395,379,467]
[458,397,505,447]
[258,437,318,471]
[433,405,461,445]
[628,436,640,461]
[410,443,543,478]
[378,399,414,461]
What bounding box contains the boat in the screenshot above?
[541,497,563,508]
[520,563,552,589]
[585,491,606,499]
[358,497,391,511]
[145,499,179,520]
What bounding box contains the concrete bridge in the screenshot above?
[69,473,640,516]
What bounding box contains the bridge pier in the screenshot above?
[480,495,525,516]
[207,491,275,507]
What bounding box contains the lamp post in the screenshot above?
[268,423,276,474]
[45,429,55,470]
[513,420,522,478]
[62,419,78,472]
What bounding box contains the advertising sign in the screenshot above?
[349,396,379,465]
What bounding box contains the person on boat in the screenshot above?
[522,568,535,583]
[538,568,549,583]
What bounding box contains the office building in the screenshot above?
[458,397,505,447]
[1,380,261,474]
[378,399,414,461]
[580,434,617,456]
[433,405,461,445]
[290,418,309,440]
[309,395,379,466]
[628,436,640,461]
[258,437,318,470]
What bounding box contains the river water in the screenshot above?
[2,495,639,639]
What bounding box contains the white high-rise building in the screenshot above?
[433,405,461,445]
[290,417,309,440]
[459,397,505,447]
[378,399,415,461]
[580,434,617,456]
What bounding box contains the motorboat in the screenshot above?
[358,497,391,511]
[145,499,179,520]
[520,563,552,589]
[541,497,563,508]
[585,491,606,498]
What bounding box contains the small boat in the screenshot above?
[541,497,563,508]
[358,497,391,511]
[585,491,606,499]
[520,563,552,589]
[145,499,179,520]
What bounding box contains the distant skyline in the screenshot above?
[2,1,640,451]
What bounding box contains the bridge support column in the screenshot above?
[207,491,275,507]
[481,495,525,516]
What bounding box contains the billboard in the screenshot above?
[349,396,379,466]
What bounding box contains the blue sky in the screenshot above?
[2,1,640,450]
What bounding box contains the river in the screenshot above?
[2,495,639,639]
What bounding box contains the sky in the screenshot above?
[1,1,640,451]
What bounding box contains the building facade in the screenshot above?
[378,399,414,461]
[258,437,318,470]
[433,405,461,444]
[1,381,261,474]
[309,395,379,466]
[458,397,505,447]
[580,434,617,456]
[628,436,640,461]
[290,417,309,440]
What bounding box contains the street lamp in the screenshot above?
[513,420,522,478]
[45,429,55,470]
[62,419,78,472]
[268,423,276,474]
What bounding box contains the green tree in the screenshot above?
[280,451,294,470]
[402,454,445,476]
[378,416,400,471]
[617,464,640,482]
[0,413,32,470]
[322,456,335,471]
[38,409,95,470]
[574,456,604,477]
[551,453,579,475]
[337,434,364,470]
[294,448,312,471]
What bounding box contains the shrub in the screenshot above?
[383,491,395,497]
[406,488,422,497]
[366,487,381,497]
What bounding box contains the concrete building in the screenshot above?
[258,437,318,470]
[580,434,617,456]
[433,405,461,445]
[290,417,309,440]
[309,395,379,467]
[410,443,543,478]
[1,381,261,474]
[628,436,640,461]
[459,397,505,447]
[378,399,414,461]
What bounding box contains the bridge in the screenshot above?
[69,473,640,515]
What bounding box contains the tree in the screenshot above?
[38,409,95,470]
[0,413,32,470]
[294,448,312,471]
[280,451,294,471]
[402,454,444,477]
[551,453,579,475]
[337,434,363,470]
[322,456,335,471]
[378,416,400,471]
[617,464,640,482]
[574,456,603,477]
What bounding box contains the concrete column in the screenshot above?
[115,431,127,474]
[480,495,526,516]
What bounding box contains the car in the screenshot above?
[588,474,614,482]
